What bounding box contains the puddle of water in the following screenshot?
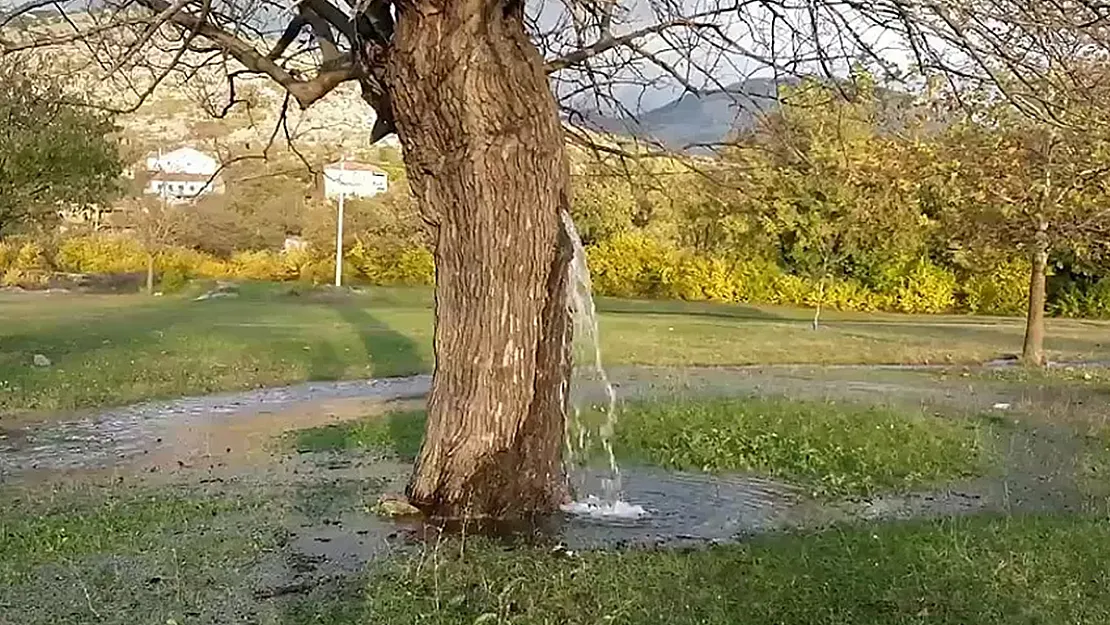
[0,376,431,478]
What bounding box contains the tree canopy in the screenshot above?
[0,61,121,235]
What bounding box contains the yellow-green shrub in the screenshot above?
[660,255,715,301]
[278,247,333,284]
[1,268,48,288]
[56,235,147,274]
[12,241,50,272]
[158,266,190,293]
[587,233,680,298]
[0,241,16,273]
[348,242,435,286]
[891,259,957,314]
[962,258,1030,315]
[811,278,884,312]
[230,250,290,281]
[157,247,229,279]
[729,259,782,303]
[1,229,1050,318]
[1,241,51,287]
[767,273,809,306]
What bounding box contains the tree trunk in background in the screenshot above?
[146,253,155,295]
[1022,242,1049,367]
[387,0,574,518]
[812,278,824,330]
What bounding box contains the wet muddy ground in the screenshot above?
[2,364,1108,623]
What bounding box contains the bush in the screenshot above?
[812,277,886,312]
[891,259,957,314]
[12,241,50,272]
[279,247,334,284]
[157,247,228,280]
[11,229,1100,320]
[0,241,16,273]
[962,258,1030,315]
[348,241,434,286]
[1,241,51,287]
[586,234,974,315]
[56,235,146,274]
[1050,277,1110,319]
[587,233,678,298]
[230,250,290,281]
[158,266,190,293]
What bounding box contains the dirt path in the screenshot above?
[4,364,1107,479]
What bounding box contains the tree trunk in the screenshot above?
[812,278,824,331]
[1022,242,1049,367]
[387,0,574,518]
[146,252,155,295]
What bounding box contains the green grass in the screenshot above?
[6,480,1109,624]
[0,285,432,416]
[0,487,273,587]
[614,398,990,496]
[359,514,1110,625]
[290,397,991,496]
[291,409,425,459]
[3,282,1109,416]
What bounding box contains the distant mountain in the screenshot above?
[576,78,792,150]
[574,77,940,152]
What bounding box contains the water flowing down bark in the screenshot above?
[388,0,576,518]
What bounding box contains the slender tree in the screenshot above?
[724,76,937,327]
[111,196,190,293]
[930,109,1110,366]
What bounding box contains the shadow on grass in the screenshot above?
[292,410,426,461]
[329,301,428,378]
[0,287,433,415]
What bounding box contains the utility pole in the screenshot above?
[334,156,347,287]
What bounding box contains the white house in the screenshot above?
[143,147,224,202]
[323,160,388,199]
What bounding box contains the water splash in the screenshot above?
[560,495,649,520]
[559,211,640,519]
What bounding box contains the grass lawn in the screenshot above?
[361,513,1110,625]
[3,480,1107,624]
[0,387,1096,625]
[2,282,1109,415]
[290,397,993,497]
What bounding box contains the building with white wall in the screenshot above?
[323,160,389,199]
[143,147,224,202]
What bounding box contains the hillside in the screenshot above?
[578,79,788,150]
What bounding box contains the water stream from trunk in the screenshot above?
[559,211,646,519]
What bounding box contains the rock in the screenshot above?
[370,494,421,518]
[194,290,239,301]
[32,354,51,367]
[194,281,241,301]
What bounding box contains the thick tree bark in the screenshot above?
[1022,241,1049,367]
[386,0,574,518]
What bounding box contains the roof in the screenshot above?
[148,172,217,183]
[324,161,386,174]
[145,146,216,162]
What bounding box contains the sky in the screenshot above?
[0,0,923,115]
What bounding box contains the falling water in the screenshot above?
[559,211,647,520]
